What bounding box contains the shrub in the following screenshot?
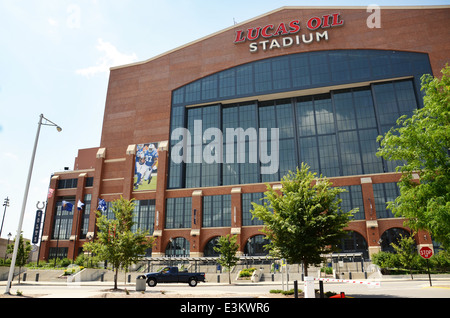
[372,251,398,268]
[372,249,450,274]
[321,267,333,275]
[269,289,299,295]
[282,289,296,295]
[0,258,11,267]
[75,254,88,267]
[60,258,71,267]
[239,267,256,277]
[431,250,450,272]
[64,265,84,276]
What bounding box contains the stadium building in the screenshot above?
[38,6,449,262]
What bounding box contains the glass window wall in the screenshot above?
[169,50,430,189]
[52,199,75,240]
[373,183,401,219]
[242,192,265,226]
[132,199,156,234]
[170,79,419,188]
[165,197,192,229]
[203,195,231,228]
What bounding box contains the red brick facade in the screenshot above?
[39,6,449,261]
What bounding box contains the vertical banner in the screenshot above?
[32,209,43,244]
[134,142,159,191]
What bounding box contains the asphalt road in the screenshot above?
[1,278,449,299]
[318,279,450,298]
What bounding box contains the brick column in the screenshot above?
[68,173,87,260]
[190,190,203,257]
[122,144,137,200]
[230,187,243,255]
[361,177,381,257]
[152,141,168,257]
[88,148,106,240]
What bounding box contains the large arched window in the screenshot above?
[244,235,270,256]
[380,228,413,253]
[338,231,369,259]
[171,50,430,108]
[203,237,220,257]
[165,237,190,257]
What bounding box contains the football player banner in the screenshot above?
[134,142,159,191]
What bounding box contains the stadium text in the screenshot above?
[234,13,344,53]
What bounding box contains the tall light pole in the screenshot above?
[5,114,62,294]
[0,197,10,237]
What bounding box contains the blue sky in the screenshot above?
[0,0,449,243]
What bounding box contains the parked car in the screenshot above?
[140,266,206,287]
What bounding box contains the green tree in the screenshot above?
[214,234,240,284]
[83,197,155,289]
[251,163,354,276]
[390,232,418,280]
[377,65,450,251]
[371,251,398,270]
[6,233,32,284]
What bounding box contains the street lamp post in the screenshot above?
[0,197,10,238]
[4,114,61,294]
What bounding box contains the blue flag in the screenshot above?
[97,198,107,213]
[62,201,73,212]
[77,200,85,211]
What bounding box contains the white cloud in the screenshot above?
[76,39,138,77]
[2,152,18,160]
[48,18,58,27]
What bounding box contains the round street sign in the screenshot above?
[419,246,433,259]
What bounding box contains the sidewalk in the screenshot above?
[0,280,282,299]
[1,276,449,299]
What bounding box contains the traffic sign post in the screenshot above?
[419,246,433,287]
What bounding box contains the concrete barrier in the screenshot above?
[251,269,261,283]
[71,269,107,282]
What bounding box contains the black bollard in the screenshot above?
[319,280,324,298]
[294,280,298,299]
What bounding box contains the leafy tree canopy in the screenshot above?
[214,234,240,284]
[251,163,354,275]
[83,197,155,289]
[377,65,450,251]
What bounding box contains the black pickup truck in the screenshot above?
[141,266,206,287]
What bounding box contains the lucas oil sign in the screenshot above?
[234,13,344,53]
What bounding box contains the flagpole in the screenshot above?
[54,209,63,267]
[73,208,79,264]
[72,201,83,264]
